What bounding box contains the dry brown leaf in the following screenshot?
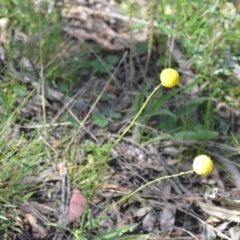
[135,207,151,218]
[198,201,240,222]
[142,211,156,229]
[216,156,240,190]
[204,224,217,240]
[216,221,231,232]
[25,213,47,238]
[160,204,176,235]
[229,226,240,240]
[67,189,86,223]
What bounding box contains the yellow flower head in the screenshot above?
[193,155,214,176]
[160,68,179,88]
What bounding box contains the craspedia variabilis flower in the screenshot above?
[160,68,179,88]
[193,155,214,176]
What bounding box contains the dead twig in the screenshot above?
[206,188,240,208]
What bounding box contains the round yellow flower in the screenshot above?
[193,155,214,176]
[160,68,179,88]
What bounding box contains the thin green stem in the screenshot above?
[112,83,162,147]
[115,170,194,205]
[96,170,194,225]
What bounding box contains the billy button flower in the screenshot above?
[113,68,180,147]
[193,155,214,176]
[160,68,179,88]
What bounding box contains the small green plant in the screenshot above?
[93,224,150,240]
[90,55,120,73]
[92,110,122,128]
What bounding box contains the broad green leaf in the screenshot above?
[157,13,177,21]
[159,115,177,132]
[100,95,109,102]
[173,130,219,140]
[136,81,153,111]
[157,24,180,35]
[143,128,219,144]
[92,113,108,127]
[110,112,122,119]
[103,110,122,119]
[136,41,148,53]
[90,59,108,73]
[94,224,138,240]
[140,109,177,120]
[142,134,174,145]
[175,97,209,117]
[225,32,240,40]
[13,84,27,97]
[152,88,180,108]
[21,192,34,201]
[106,55,119,64]
[141,88,180,123]
[188,7,201,25]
